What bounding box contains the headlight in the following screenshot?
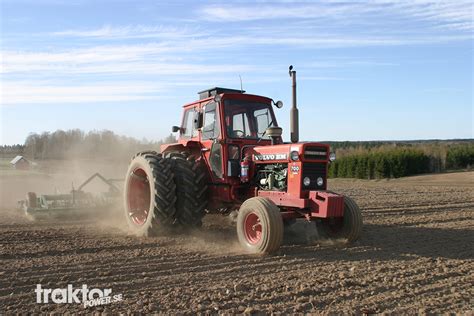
[303,177,311,186]
[329,152,336,162]
[290,151,299,161]
[317,177,324,186]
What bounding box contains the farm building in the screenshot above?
[10,155,30,170]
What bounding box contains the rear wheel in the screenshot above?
[166,152,208,228]
[320,196,362,243]
[237,197,284,254]
[124,152,176,236]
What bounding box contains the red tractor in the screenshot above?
[124,66,362,254]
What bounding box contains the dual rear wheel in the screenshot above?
[123,151,177,236]
[123,151,207,236]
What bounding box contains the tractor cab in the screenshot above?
[181,87,281,142]
[165,87,284,183]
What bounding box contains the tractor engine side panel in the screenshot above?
[251,142,342,218]
[251,144,303,197]
[251,143,329,198]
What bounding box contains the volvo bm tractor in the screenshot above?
[124,66,362,254]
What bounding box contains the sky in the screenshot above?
[0,0,473,145]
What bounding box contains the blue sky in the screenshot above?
[0,0,472,145]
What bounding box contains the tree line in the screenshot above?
[2,130,472,178]
[0,129,177,161]
[328,143,474,179]
[323,139,473,150]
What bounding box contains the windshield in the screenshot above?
[224,99,276,139]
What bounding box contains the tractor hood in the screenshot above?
[251,142,330,163]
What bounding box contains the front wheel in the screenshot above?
[236,197,283,255]
[320,196,363,243]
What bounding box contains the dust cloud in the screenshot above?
[0,158,129,229]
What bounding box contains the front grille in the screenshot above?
[302,162,327,190]
[304,146,328,160]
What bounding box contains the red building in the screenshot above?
[10,156,30,170]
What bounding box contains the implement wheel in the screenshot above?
[320,196,363,243]
[124,152,176,236]
[237,197,283,255]
[26,192,37,208]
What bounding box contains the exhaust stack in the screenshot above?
[289,65,299,143]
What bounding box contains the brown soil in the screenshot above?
[0,172,473,314]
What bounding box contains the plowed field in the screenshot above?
[1,172,473,314]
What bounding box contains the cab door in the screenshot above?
[200,101,224,182]
[181,107,199,140]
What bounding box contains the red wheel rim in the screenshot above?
[127,168,151,226]
[244,212,262,244]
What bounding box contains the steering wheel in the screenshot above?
[233,130,245,138]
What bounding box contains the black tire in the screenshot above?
[320,196,363,243]
[166,152,208,228]
[237,197,284,255]
[124,152,176,236]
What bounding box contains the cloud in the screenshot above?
[1,29,470,82]
[0,46,256,76]
[1,1,472,107]
[52,25,208,40]
[201,2,372,21]
[199,1,473,31]
[391,1,473,29]
[0,82,164,105]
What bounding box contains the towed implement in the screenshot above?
[18,173,122,219]
[124,66,363,254]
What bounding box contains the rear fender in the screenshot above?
[160,141,202,156]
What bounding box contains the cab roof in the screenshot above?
[198,87,245,100]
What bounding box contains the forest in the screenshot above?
[328,143,474,179]
[0,129,176,161]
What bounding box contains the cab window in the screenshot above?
[182,108,197,138]
[202,102,220,140]
[224,99,275,139]
[231,112,251,138]
[254,108,272,137]
[210,143,223,178]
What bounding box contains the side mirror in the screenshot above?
[273,100,283,108]
[329,152,336,162]
[172,126,181,133]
